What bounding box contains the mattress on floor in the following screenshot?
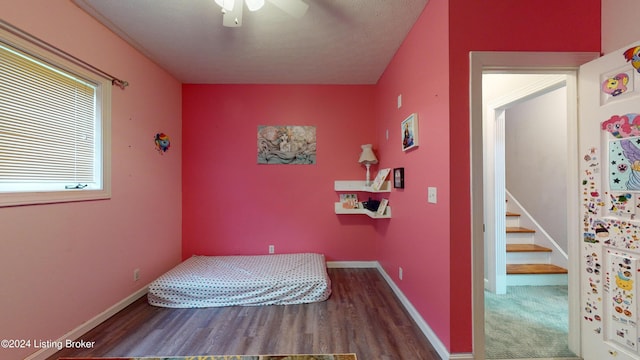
[148,253,332,308]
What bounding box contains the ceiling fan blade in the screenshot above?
[269,0,309,18]
[222,0,243,27]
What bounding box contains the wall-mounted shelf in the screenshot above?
[334,180,391,193]
[334,180,391,218]
[334,202,391,218]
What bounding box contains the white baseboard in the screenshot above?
[448,354,474,360]
[326,260,378,268]
[373,262,474,360]
[25,285,149,360]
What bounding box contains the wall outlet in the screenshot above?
[269,245,275,254]
[399,267,403,280]
[133,268,140,282]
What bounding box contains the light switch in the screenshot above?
[397,94,402,109]
[428,187,437,204]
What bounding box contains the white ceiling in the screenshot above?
[72,0,429,84]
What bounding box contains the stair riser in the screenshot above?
[506,273,568,286]
[506,217,520,227]
[506,232,535,244]
[506,252,550,264]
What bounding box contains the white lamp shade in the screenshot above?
[215,0,235,11]
[358,144,378,164]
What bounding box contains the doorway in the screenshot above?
[469,51,600,359]
[483,73,573,358]
[483,73,570,295]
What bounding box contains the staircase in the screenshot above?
[506,211,568,286]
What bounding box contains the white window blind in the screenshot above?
[0,29,111,207]
[0,43,97,188]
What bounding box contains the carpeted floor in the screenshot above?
[484,286,577,359]
[58,355,357,360]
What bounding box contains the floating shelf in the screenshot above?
[334,203,391,218]
[334,180,391,193]
[334,180,391,218]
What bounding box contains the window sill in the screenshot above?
[0,189,111,207]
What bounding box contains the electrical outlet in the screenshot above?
[133,268,140,282]
[399,267,403,280]
[269,245,275,254]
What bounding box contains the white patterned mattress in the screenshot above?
[148,253,332,308]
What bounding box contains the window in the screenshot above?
[0,29,111,207]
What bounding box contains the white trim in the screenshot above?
[326,260,378,268]
[25,285,148,360]
[493,109,507,293]
[448,355,475,360]
[483,102,501,293]
[563,70,582,355]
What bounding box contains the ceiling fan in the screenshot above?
[214,0,309,27]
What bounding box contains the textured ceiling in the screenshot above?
[73,0,429,84]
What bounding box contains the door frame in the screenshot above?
[470,51,599,359]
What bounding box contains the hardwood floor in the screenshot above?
[47,268,442,360]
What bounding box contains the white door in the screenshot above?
[579,40,640,359]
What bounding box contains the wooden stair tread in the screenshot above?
[506,212,520,216]
[507,264,568,274]
[506,244,551,252]
[506,226,535,233]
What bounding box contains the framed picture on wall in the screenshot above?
[393,168,404,189]
[401,113,419,152]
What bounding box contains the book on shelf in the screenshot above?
[371,168,391,191]
[339,193,360,209]
[376,198,389,216]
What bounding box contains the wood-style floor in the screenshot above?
[47,268,442,360]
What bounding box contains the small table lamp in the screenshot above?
[358,144,378,186]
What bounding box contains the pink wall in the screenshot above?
[447,0,600,353]
[602,0,640,54]
[0,2,183,359]
[374,0,601,354]
[182,85,380,260]
[374,0,453,351]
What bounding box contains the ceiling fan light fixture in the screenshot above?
[214,0,235,11]
[245,0,265,11]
